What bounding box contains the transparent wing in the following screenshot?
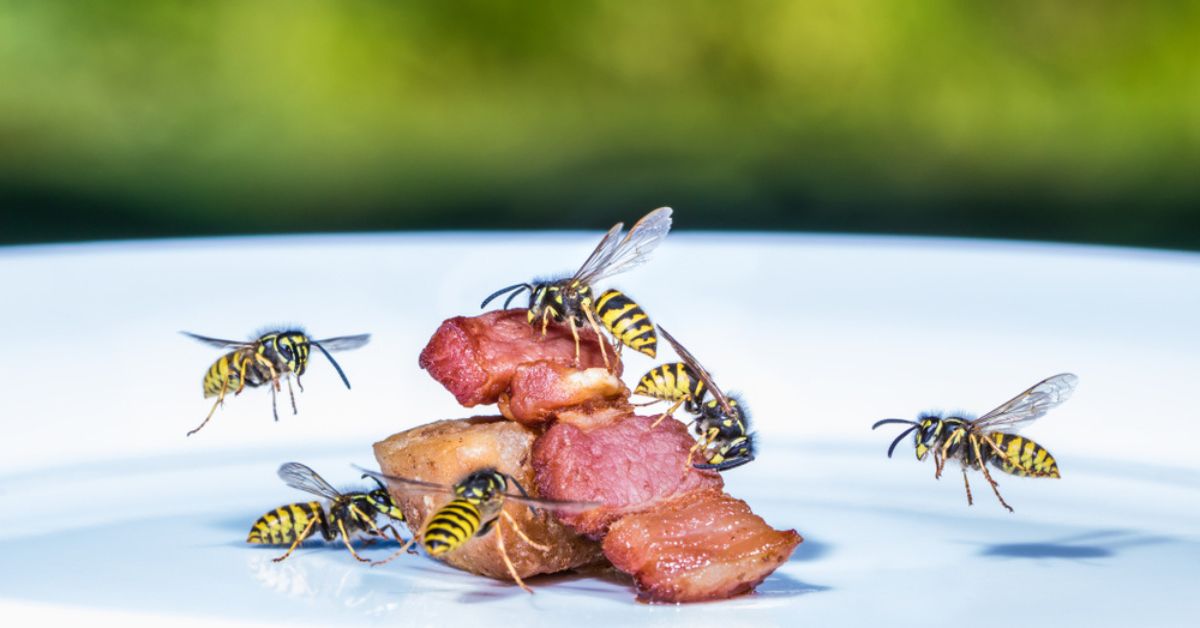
[355,467,457,497]
[356,467,599,514]
[503,493,600,515]
[569,221,626,283]
[278,462,343,500]
[657,325,735,416]
[313,334,371,351]
[572,206,673,284]
[180,331,253,349]
[972,373,1079,431]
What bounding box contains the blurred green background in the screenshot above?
[1,1,1197,248]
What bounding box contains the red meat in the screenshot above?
[499,360,629,425]
[419,309,620,407]
[603,489,802,603]
[532,412,724,537]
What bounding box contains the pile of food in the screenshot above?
[372,308,801,602]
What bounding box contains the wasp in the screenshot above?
[181,329,369,436]
[872,373,1078,512]
[247,462,409,563]
[480,207,672,369]
[358,466,597,593]
[635,326,755,472]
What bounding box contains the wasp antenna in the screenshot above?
[886,425,920,458]
[505,474,542,516]
[871,418,917,430]
[362,473,387,491]
[480,283,531,309]
[502,286,528,309]
[311,341,353,389]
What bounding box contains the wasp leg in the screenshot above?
[581,305,612,370]
[682,428,716,473]
[971,436,1014,512]
[935,431,960,479]
[336,519,371,562]
[272,517,318,563]
[377,524,417,553]
[270,381,279,422]
[495,516,534,593]
[933,447,943,479]
[566,316,582,367]
[349,503,400,545]
[295,375,304,393]
[187,380,229,436]
[649,398,686,429]
[961,466,974,506]
[370,535,419,567]
[500,510,549,552]
[285,375,298,416]
[540,307,551,336]
[233,359,250,395]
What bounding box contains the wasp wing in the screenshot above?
[571,207,673,285]
[972,373,1079,432]
[657,325,735,416]
[278,462,343,500]
[313,334,371,351]
[357,467,599,513]
[501,493,600,515]
[181,331,253,349]
[356,467,460,497]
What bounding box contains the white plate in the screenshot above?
[1,233,1198,626]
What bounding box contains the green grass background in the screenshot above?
[1,1,1197,248]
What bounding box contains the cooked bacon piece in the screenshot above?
[373,416,604,581]
[498,361,629,425]
[603,489,802,603]
[419,309,621,407]
[532,413,723,538]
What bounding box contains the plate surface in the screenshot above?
[0,233,1197,626]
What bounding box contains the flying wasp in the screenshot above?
[247,462,410,563]
[182,329,369,436]
[480,207,672,369]
[635,326,755,472]
[358,466,597,593]
[872,373,1078,512]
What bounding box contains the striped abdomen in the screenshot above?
[635,362,704,403]
[422,498,483,556]
[594,289,657,357]
[202,349,264,397]
[203,352,237,397]
[986,433,1060,478]
[247,501,329,544]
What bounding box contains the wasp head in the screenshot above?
[272,332,312,376]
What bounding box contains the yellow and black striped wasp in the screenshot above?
[872,373,1078,512]
[357,466,597,593]
[480,207,672,369]
[181,329,369,436]
[635,326,755,472]
[247,462,409,563]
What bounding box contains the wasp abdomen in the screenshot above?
[635,362,705,403]
[595,289,657,357]
[423,499,483,556]
[247,501,328,545]
[988,433,1059,478]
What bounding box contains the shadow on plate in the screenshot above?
[979,529,1176,560]
[788,538,832,563]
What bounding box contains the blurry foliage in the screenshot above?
[0,0,1197,247]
